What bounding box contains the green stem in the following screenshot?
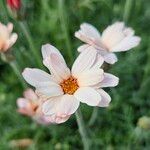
[9,60,27,88]
[75,109,90,150]
[88,107,98,126]
[18,21,42,68]
[1,53,26,88]
[123,0,134,23]
[0,0,9,22]
[58,0,73,63]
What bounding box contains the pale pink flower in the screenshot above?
[0,22,18,52]
[75,22,141,64]
[22,44,119,123]
[17,88,68,124]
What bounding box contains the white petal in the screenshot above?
[22,68,54,87]
[93,54,104,68]
[72,46,97,77]
[41,44,63,60]
[55,115,70,124]
[47,114,70,124]
[102,22,125,39]
[36,84,63,98]
[42,44,70,82]
[22,68,63,97]
[7,23,13,33]
[42,97,60,115]
[123,27,134,36]
[110,36,141,52]
[8,33,18,47]
[74,87,101,106]
[80,23,101,39]
[101,22,125,49]
[77,44,90,52]
[104,53,118,64]
[56,94,80,116]
[97,89,111,107]
[100,73,119,88]
[43,53,70,82]
[77,68,104,87]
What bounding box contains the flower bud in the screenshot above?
[137,116,150,130]
[7,0,21,11]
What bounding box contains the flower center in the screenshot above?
[60,76,79,95]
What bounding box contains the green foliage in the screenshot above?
[0,0,150,149]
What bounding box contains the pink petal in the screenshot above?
[23,89,38,100]
[17,98,29,108]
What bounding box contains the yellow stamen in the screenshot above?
[60,76,79,95]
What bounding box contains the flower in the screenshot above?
[7,0,21,11]
[75,22,141,64]
[137,116,150,130]
[17,88,69,124]
[0,22,18,52]
[22,44,119,123]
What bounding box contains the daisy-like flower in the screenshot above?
[75,22,141,64]
[22,44,119,123]
[17,88,69,124]
[0,22,18,52]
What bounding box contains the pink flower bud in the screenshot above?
[7,0,21,11]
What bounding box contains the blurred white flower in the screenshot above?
[17,88,68,124]
[22,44,119,124]
[0,22,18,52]
[75,22,141,64]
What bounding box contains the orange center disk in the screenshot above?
[60,76,79,95]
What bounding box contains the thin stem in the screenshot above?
[75,109,90,150]
[88,107,98,126]
[9,60,27,88]
[1,53,26,88]
[0,0,9,22]
[58,0,73,63]
[18,21,42,68]
[123,0,134,23]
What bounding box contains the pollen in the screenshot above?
[60,76,79,95]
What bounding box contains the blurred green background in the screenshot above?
[0,0,150,149]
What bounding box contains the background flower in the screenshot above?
[75,22,141,64]
[0,22,18,52]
